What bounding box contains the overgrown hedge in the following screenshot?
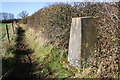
[25,3,100,51]
[19,2,119,78]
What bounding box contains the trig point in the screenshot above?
[68,17,98,68]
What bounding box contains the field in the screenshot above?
[1,23,12,41]
[0,23,16,55]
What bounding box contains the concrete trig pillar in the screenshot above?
[68,17,97,68]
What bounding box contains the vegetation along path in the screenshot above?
[2,26,37,80]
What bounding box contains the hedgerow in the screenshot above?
[19,2,119,78]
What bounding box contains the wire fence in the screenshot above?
[1,21,18,54]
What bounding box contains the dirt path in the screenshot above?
[2,26,36,80]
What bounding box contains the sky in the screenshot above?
[1,0,119,18]
[1,2,56,18]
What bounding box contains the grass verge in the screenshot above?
[24,27,77,78]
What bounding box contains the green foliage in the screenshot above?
[36,46,71,78]
[85,42,89,48]
[25,31,73,78]
[111,36,117,42]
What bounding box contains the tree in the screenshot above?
[17,11,28,19]
[9,13,14,20]
[0,12,14,20]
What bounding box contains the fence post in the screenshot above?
[6,24,10,44]
[12,22,15,34]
